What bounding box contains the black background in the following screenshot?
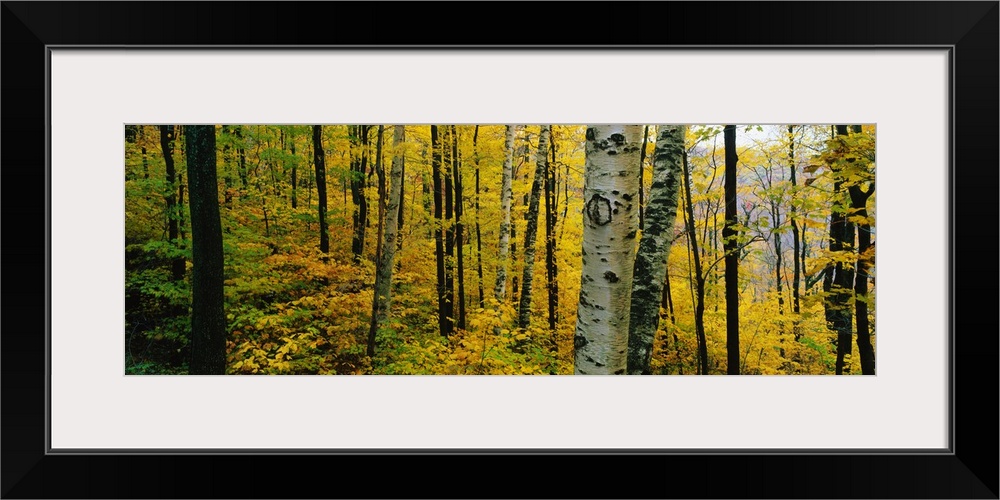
[2,2,997,498]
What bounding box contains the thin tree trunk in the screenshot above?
[772,199,784,315]
[627,125,685,374]
[350,125,370,263]
[367,126,399,358]
[495,125,515,301]
[431,126,451,337]
[140,126,149,180]
[788,126,801,317]
[443,126,455,333]
[544,127,559,331]
[186,125,226,375]
[290,128,298,209]
[723,125,740,375]
[396,130,406,256]
[222,126,233,208]
[574,125,642,375]
[160,125,185,281]
[473,125,485,309]
[452,126,466,330]
[682,152,709,375]
[235,126,248,193]
[517,125,550,329]
[312,125,329,257]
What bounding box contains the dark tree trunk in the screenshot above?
[544,127,559,331]
[516,125,549,329]
[366,126,387,357]
[290,128,297,209]
[442,126,455,333]
[397,133,406,256]
[772,199,784,315]
[723,125,740,375]
[350,125,370,263]
[452,126,466,330]
[682,152,709,375]
[627,125,684,375]
[788,126,801,317]
[850,183,876,375]
[177,173,186,243]
[140,126,149,180]
[830,125,855,375]
[431,126,451,337]
[185,125,226,375]
[159,125,185,281]
[473,125,485,308]
[221,126,233,208]
[312,125,329,256]
[235,126,248,192]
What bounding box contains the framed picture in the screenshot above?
[3,2,996,498]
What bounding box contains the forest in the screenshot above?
[124,124,875,375]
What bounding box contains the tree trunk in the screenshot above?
[159,125,185,281]
[850,182,876,375]
[396,132,406,257]
[517,125,550,329]
[235,126,248,193]
[140,126,149,180]
[830,125,855,375]
[682,152,709,375]
[494,125,515,301]
[627,125,685,375]
[290,128,298,209]
[443,126,455,333]
[452,126,466,330]
[544,127,559,332]
[185,125,226,375]
[350,126,370,263]
[431,126,451,337]
[788,126,801,317]
[473,125,485,308]
[367,126,400,357]
[312,125,329,256]
[723,125,740,375]
[573,125,642,375]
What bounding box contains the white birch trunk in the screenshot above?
[373,125,405,325]
[494,125,515,301]
[574,125,643,375]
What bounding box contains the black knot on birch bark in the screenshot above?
[603,271,620,283]
[585,194,613,226]
[586,128,596,141]
[609,133,626,146]
[574,335,589,348]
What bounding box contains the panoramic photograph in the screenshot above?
[125,124,875,375]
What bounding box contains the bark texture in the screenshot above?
[186,125,226,375]
[517,125,550,328]
[574,125,642,375]
[626,125,685,375]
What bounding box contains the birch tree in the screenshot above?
[574,125,642,375]
[626,125,685,375]
[494,125,515,301]
[517,125,550,328]
[367,126,404,356]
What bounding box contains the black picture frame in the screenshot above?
[2,2,996,498]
